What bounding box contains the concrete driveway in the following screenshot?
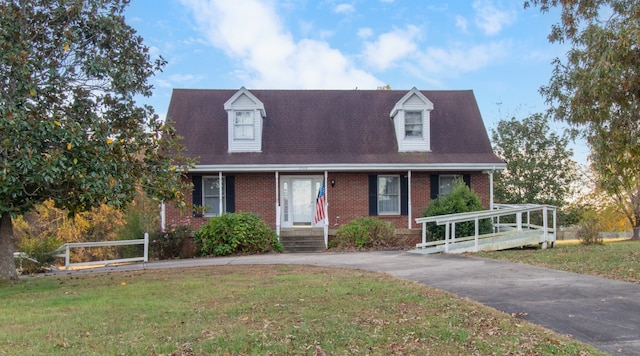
[58,251,640,355]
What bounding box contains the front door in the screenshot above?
[292,179,314,226]
[281,176,323,228]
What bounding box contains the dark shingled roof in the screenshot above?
[167,89,504,168]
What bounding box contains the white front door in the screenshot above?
[281,176,323,228]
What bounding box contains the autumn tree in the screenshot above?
[525,0,640,239]
[491,114,577,208]
[0,0,189,280]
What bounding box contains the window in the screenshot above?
[203,177,226,216]
[404,111,423,138]
[439,175,462,196]
[378,175,400,214]
[233,111,254,140]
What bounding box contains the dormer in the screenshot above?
[390,87,434,152]
[224,87,266,152]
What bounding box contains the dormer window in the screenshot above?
[404,111,423,138]
[390,88,434,152]
[224,87,266,152]
[234,111,254,140]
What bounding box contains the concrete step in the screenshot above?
[279,235,326,253]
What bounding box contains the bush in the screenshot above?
[332,217,398,249]
[576,217,603,245]
[150,223,192,260]
[423,179,493,240]
[16,235,62,274]
[194,212,282,256]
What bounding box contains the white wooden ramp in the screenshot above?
[410,204,556,255]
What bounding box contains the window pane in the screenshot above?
[234,111,254,139]
[405,112,422,137]
[439,175,461,196]
[378,176,399,214]
[202,177,225,216]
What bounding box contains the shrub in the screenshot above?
[333,217,398,249]
[194,212,282,256]
[423,179,492,240]
[16,235,62,274]
[150,223,192,260]
[576,217,603,245]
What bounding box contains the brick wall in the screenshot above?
[164,171,493,232]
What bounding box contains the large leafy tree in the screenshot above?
[0,0,188,280]
[491,114,577,207]
[525,0,640,239]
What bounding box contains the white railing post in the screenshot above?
[421,222,426,248]
[143,232,149,263]
[474,217,479,252]
[65,245,70,271]
[516,212,522,231]
[444,223,450,253]
[543,206,548,243]
[451,223,456,244]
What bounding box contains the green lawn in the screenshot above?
[473,239,640,284]
[0,265,605,355]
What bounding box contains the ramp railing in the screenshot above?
[53,233,149,270]
[415,204,556,253]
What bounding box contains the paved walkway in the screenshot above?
[58,251,640,355]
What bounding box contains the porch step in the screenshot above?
[279,230,326,253]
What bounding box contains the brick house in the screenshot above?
[163,87,505,247]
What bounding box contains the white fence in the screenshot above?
[53,233,149,270]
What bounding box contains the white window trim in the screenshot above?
[378,175,401,215]
[202,176,226,217]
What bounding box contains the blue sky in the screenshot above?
[124,0,588,162]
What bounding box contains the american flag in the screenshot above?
[313,181,326,225]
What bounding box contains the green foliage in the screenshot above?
[15,236,62,274]
[194,213,282,256]
[423,180,493,240]
[332,217,398,249]
[491,114,576,207]
[525,0,640,237]
[0,0,193,280]
[150,223,192,260]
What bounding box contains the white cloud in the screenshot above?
[334,4,355,14]
[417,40,511,75]
[455,15,468,32]
[472,0,516,36]
[170,74,198,83]
[180,0,381,89]
[362,26,421,71]
[357,27,374,39]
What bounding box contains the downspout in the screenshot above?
[489,167,495,210]
[218,171,223,216]
[324,171,328,249]
[160,201,166,231]
[407,170,412,229]
[275,171,280,239]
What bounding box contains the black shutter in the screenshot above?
[368,175,378,216]
[430,174,439,200]
[192,175,203,217]
[400,175,408,216]
[225,176,235,213]
[463,174,471,188]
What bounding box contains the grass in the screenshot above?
[0,265,605,355]
[473,239,640,284]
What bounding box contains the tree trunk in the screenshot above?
[0,214,19,280]
[632,226,640,240]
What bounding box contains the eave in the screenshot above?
[186,162,506,173]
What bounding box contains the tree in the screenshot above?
[0,0,189,280]
[491,113,577,207]
[423,179,493,240]
[525,0,640,239]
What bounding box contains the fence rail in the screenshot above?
[53,233,149,270]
